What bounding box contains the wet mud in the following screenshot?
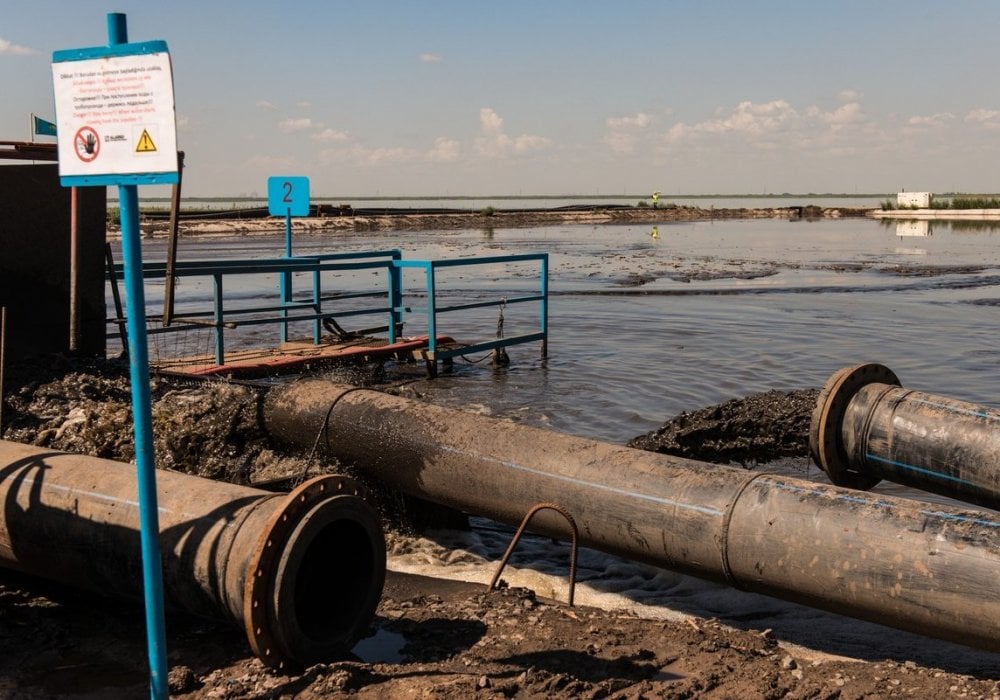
[127,205,873,238]
[628,388,819,465]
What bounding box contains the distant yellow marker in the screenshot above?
[651,225,659,239]
[136,129,157,153]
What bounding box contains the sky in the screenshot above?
[2,1,1000,198]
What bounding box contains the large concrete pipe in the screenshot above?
[0,440,385,669]
[266,380,1000,652]
[811,363,1000,510]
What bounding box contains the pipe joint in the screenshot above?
[809,363,899,489]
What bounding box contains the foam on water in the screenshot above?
[389,516,1000,674]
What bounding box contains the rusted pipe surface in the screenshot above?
[0,439,385,668]
[265,380,1000,652]
[811,363,1000,510]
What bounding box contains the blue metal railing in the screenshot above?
[394,253,549,368]
[108,249,548,371]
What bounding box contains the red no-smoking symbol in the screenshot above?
[74,126,100,162]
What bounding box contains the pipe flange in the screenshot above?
[243,474,370,669]
[809,363,900,490]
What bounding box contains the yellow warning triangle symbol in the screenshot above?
[136,129,157,153]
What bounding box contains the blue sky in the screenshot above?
[3,1,1000,197]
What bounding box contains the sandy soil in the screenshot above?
[1,358,999,698]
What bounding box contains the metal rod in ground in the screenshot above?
[811,362,1000,510]
[0,440,385,668]
[264,379,1000,653]
[105,243,128,351]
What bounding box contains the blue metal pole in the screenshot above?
[540,253,549,359]
[388,257,401,345]
[426,263,437,357]
[312,269,321,344]
[281,208,292,342]
[108,13,169,700]
[213,273,225,365]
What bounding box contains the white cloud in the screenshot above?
[245,154,297,169]
[296,101,312,108]
[278,117,315,132]
[321,138,461,166]
[662,98,875,153]
[256,100,277,111]
[427,137,460,162]
[312,128,351,143]
[815,101,866,132]
[604,112,655,154]
[474,107,550,157]
[837,89,862,103]
[0,38,36,56]
[419,53,443,63]
[606,112,653,130]
[320,144,421,166]
[906,112,955,128]
[706,100,797,136]
[966,108,1000,130]
[603,131,639,154]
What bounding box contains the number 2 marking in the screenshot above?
[282,181,293,203]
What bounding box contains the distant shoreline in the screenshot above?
[125,205,875,238]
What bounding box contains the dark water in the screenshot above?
[120,217,1000,444]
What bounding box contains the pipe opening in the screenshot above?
[271,495,386,665]
[295,519,376,641]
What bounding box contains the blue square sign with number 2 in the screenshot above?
[268,176,310,217]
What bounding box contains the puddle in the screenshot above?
[352,627,407,663]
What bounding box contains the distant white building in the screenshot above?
[897,192,931,208]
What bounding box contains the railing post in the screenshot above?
[213,273,224,365]
[389,253,402,344]
[312,268,321,344]
[280,208,292,343]
[540,253,549,359]
[426,262,437,376]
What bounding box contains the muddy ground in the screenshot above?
[1,358,999,698]
[130,204,872,238]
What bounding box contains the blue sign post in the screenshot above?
[52,13,178,700]
[268,176,310,342]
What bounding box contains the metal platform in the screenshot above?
[152,334,455,378]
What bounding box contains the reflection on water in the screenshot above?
[880,218,1000,236]
[896,220,930,237]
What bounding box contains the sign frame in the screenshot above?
[268,176,311,217]
[52,39,179,186]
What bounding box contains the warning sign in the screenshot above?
[52,41,178,185]
[136,129,157,153]
[74,126,100,162]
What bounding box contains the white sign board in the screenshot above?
[52,46,177,183]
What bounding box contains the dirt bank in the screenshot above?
[126,205,874,238]
[2,359,999,698]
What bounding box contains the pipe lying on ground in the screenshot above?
[0,440,385,669]
[811,363,1000,510]
[266,380,1000,652]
